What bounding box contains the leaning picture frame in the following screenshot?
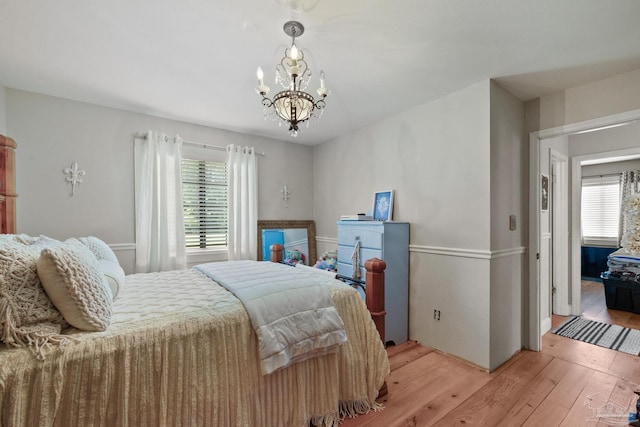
[373,190,394,221]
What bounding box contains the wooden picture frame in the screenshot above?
[256,220,317,264]
[373,190,394,221]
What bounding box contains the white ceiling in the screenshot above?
[1,0,640,146]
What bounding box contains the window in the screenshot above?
[181,150,228,249]
[581,175,620,246]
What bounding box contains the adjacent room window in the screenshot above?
[181,148,228,249]
[581,175,620,246]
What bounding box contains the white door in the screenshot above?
[537,137,570,336]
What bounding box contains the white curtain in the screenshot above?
[619,170,640,246]
[227,144,257,260]
[134,131,186,272]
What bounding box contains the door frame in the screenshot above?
[551,149,570,316]
[528,108,640,351]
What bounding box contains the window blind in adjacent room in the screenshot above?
[581,175,620,246]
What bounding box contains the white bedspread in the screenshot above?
[195,261,347,374]
[0,267,390,427]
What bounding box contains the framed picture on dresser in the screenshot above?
[373,190,394,221]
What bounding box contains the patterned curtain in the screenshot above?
[618,170,640,246]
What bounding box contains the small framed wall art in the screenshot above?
[541,174,549,211]
[373,190,394,221]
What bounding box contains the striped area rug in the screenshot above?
[552,316,640,355]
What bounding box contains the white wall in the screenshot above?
[488,82,525,371]
[314,81,492,248]
[528,68,640,133]
[314,80,499,369]
[569,120,640,157]
[314,80,528,371]
[581,158,640,177]
[0,84,6,135]
[7,89,314,273]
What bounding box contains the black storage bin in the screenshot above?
[601,276,640,314]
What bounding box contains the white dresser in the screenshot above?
[336,220,409,345]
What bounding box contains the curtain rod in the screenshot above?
[581,173,620,179]
[135,132,266,157]
[182,140,266,157]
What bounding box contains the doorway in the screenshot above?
[529,108,640,351]
[574,152,640,327]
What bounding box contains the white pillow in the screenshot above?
[77,236,119,264]
[37,240,113,331]
[99,259,125,300]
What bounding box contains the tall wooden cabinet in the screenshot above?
[337,220,409,345]
[0,135,17,234]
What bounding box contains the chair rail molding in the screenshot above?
[410,244,525,260]
[109,243,136,252]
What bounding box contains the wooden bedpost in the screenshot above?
[0,135,17,234]
[269,243,284,263]
[364,257,388,399]
[364,258,387,345]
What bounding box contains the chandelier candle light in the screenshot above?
[256,21,329,137]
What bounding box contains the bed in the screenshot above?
[0,251,389,426]
[0,135,389,427]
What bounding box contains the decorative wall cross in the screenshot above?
[281,184,291,208]
[64,161,86,196]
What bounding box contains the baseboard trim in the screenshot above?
[541,317,552,335]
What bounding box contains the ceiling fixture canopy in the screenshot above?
[256,21,328,137]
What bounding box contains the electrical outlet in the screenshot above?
[433,309,441,321]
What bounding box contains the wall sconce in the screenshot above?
[281,184,291,207]
[64,161,86,196]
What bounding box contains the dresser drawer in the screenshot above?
[337,245,382,266]
[337,224,383,249]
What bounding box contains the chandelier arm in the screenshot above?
[261,96,274,108]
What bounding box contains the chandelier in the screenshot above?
[256,21,329,137]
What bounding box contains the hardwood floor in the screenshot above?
[341,280,640,427]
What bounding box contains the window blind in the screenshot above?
[581,175,620,244]
[181,158,228,249]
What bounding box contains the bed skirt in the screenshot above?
[0,269,389,427]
